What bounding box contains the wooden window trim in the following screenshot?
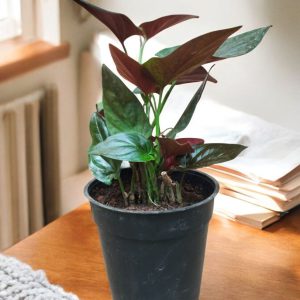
[0,39,70,82]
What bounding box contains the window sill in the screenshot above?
[0,39,70,82]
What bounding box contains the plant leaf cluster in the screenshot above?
[73,0,270,205]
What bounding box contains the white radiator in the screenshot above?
[0,89,60,250]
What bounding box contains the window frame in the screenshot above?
[0,0,60,44]
[0,0,22,42]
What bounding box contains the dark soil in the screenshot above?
[90,177,208,211]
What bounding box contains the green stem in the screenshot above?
[138,37,146,63]
[151,83,176,129]
[118,176,128,206]
[146,102,150,118]
[154,92,163,137]
[147,161,159,201]
[158,81,176,115]
[130,164,136,194]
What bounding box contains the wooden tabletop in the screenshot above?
[4,204,300,300]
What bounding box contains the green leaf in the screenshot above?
[179,143,247,169]
[89,132,155,162]
[88,112,121,185]
[156,26,271,60]
[89,112,109,145]
[88,154,121,185]
[214,26,271,58]
[167,69,211,139]
[96,101,103,112]
[102,65,152,137]
[155,45,179,58]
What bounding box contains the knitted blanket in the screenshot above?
[0,254,79,300]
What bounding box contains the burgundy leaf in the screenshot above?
[205,56,226,64]
[139,14,198,40]
[176,138,205,146]
[73,0,141,47]
[163,156,177,170]
[159,138,194,158]
[176,66,217,85]
[109,44,158,94]
[159,137,204,170]
[143,26,242,88]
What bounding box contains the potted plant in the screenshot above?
[73,1,270,299]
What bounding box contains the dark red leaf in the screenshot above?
[159,138,194,158]
[159,137,204,158]
[73,0,141,47]
[205,56,226,64]
[159,138,204,170]
[163,156,177,170]
[143,26,242,88]
[176,138,205,146]
[109,44,158,94]
[176,66,217,85]
[139,14,198,39]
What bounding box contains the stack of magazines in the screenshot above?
[171,94,300,229]
[203,164,300,229]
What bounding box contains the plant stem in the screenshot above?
[148,161,159,201]
[118,176,128,206]
[180,172,186,191]
[151,82,176,129]
[155,92,163,137]
[158,81,176,115]
[130,164,136,194]
[121,43,128,55]
[138,37,146,63]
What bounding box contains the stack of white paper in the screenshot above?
[174,97,300,229]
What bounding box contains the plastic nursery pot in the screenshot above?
[85,168,219,300]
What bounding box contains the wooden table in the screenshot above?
[4,204,300,300]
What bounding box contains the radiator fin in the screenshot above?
[0,90,46,250]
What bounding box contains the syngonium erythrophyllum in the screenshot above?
[72,0,271,205]
[73,0,198,50]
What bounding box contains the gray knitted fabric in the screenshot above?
[0,254,79,300]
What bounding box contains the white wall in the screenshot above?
[99,0,300,131]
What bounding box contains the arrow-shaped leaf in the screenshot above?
[159,137,204,170]
[89,132,155,162]
[89,112,109,145]
[109,45,158,94]
[102,65,152,137]
[155,45,179,58]
[139,14,198,40]
[88,112,121,185]
[167,69,212,139]
[156,26,271,62]
[214,26,271,58]
[89,154,121,185]
[72,0,141,48]
[143,26,241,88]
[179,143,247,169]
[176,66,217,85]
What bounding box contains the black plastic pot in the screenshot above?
[85,169,218,300]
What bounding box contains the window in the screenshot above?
[0,0,60,44]
[0,0,22,42]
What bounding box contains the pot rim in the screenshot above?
[85,169,219,215]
